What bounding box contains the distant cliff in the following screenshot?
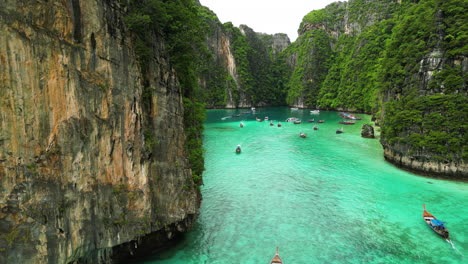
[0,0,200,263]
[282,0,467,178]
[196,5,291,108]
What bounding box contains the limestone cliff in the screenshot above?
[284,0,467,178]
[0,0,200,263]
[197,5,291,108]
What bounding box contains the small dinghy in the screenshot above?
[336,128,344,134]
[313,125,318,130]
[235,145,241,154]
[299,132,307,138]
[423,204,449,239]
[270,247,283,264]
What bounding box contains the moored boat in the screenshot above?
[270,247,283,264]
[299,132,307,138]
[293,120,301,124]
[423,204,449,239]
[240,122,244,128]
[307,119,315,123]
[310,110,320,114]
[285,117,298,122]
[339,112,362,120]
[277,122,282,127]
[270,121,274,126]
[317,120,325,123]
[313,125,318,130]
[339,121,355,125]
[290,107,298,110]
[235,145,241,154]
[336,128,344,134]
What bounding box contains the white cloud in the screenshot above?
[199,0,345,41]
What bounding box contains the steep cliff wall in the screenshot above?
[0,0,200,263]
[285,0,399,108]
[197,5,291,108]
[284,0,467,178]
[378,0,467,178]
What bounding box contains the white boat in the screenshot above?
[310,110,320,114]
[290,107,298,110]
[285,117,299,122]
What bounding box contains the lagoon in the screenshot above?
[140,107,467,264]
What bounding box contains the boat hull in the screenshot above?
[422,205,449,239]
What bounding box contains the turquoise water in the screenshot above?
[141,107,467,264]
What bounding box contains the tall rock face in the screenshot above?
[285,0,399,109]
[0,0,200,263]
[197,5,291,108]
[284,0,467,178]
[378,0,467,178]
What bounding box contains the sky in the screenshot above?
[199,0,344,41]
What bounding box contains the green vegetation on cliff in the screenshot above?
[283,0,467,174]
[378,0,467,165]
[196,8,290,107]
[122,0,206,184]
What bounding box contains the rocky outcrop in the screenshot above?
[383,147,467,179]
[0,1,199,263]
[361,124,375,138]
[271,33,291,55]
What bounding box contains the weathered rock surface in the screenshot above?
[383,146,467,179]
[361,124,375,138]
[0,1,199,263]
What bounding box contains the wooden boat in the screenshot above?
[317,120,325,123]
[339,121,355,125]
[423,204,449,239]
[307,119,315,123]
[336,129,344,134]
[313,125,318,130]
[270,121,274,126]
[270,247,283,264]
[299,132,307,138]
[339,112,361,120]
[277,122,282,127]
[256,117,263,122]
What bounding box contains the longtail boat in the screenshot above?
[270,247,283,264]
[423,204,449,239]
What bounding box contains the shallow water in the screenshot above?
[140,107,467,264]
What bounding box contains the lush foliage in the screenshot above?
[288,0,467,165]
[381,95,467,161]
